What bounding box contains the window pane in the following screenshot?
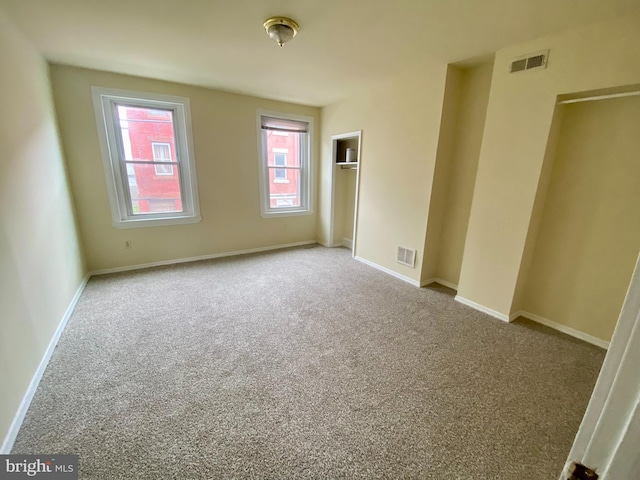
[265,129,303,209]
[117,106,175,162]
[127,163,183,214]
[268,167,300,208]
[117,105,182,212]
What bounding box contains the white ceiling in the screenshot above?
[2,0,639,106]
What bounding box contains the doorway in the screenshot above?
[516,93,640,345]
[329,131,362,254]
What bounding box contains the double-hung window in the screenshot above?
[257,112,313,217]
[92,87,200,228]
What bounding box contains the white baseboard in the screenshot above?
[454,295,511,322]
[434,278,458,290]
[448,295,609,348]
[1,275,90,454]
[513,311,610,350]
[354,256,421,287]
[341,238,353,249]
[421,278,458,290]
[91,240,317,276]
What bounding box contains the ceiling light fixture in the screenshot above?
[263,17,299,47]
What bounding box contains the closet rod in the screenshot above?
[557,90,640,105]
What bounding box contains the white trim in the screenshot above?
[256,210,312,219]
[351,132,363,258]
[354,256,421,287]
[1,275,90,454]
[557,90,640,105]
[91,241,317,275]
[454,295,511,322]
[112,214,201,229]
[341,238,353,249]
[421,278,458,290]
[513,311,610,350]
[435,278,458,290]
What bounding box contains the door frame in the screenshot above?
[328,130,362,256]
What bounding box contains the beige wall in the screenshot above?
[457,13,640,316]
[320,65,449,283]
[435,61,493,287]
[0,14,85,444]
[421,66,462,283]
[511,107,565,313]
[521,96,640,341]
[330,166,358,247]
[50,65,320,272]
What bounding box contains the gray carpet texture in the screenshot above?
[13,245,605,479]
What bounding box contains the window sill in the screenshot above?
[112,215,201,229]
[273,179,289,183]
[260,209,313,218]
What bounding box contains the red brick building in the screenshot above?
[265,130,301,208]
[118,106,182,214]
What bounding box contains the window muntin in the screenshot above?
[258,112,313,217]
[92,88,200,228]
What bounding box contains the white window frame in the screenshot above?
[92,87,201,229]
[256,110,314,218]
[152,142,174,176]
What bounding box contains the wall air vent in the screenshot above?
[397,247,416,268]
[510,58,527,73]
[510,50,549,73]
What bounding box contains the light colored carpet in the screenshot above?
[13,245,605,478]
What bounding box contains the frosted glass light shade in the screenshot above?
[263,17,299,47]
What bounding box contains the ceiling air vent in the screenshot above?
[397,247,416,268]
[510,50,549,73]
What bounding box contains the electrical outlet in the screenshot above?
[124,240,132,249]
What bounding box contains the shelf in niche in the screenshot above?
[335,136,359,165]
